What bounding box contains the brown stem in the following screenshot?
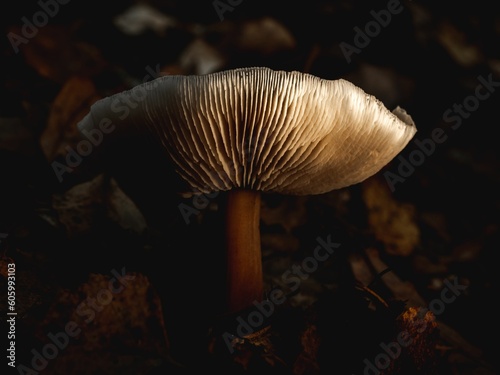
[225,189,263,314]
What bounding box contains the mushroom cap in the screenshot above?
[78,67,416,195]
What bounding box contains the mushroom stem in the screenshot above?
[225,189,263,313]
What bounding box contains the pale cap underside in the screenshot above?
[79,67,417,195]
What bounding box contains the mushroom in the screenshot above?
[77,67,417,315]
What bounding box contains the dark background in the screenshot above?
[1,0,499,374]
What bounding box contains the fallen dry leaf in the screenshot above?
[40,76,101,162]
[437,20,484,68]
[362,176,420,256]
[52,173,147,238]
[113,3,177,36]
[236,17,296,55]
[178,38,226,75]
[261,196,308,234]
[11,25,107,84]
[292,322,321,375]
[392,307,439,373]
[33,272,168,374]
